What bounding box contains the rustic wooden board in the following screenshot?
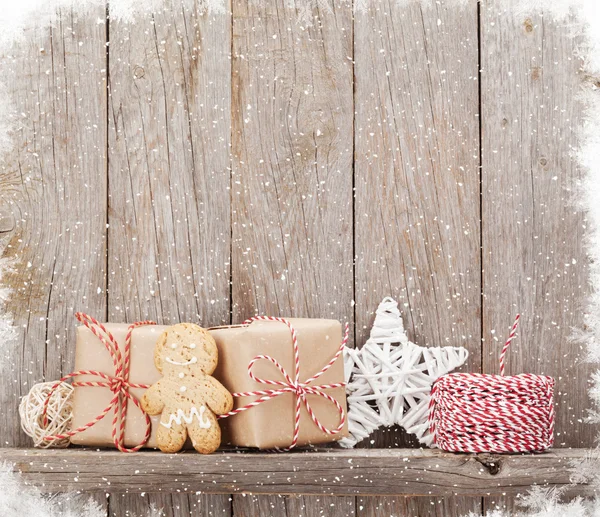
[480,1,595,447]
[353,0,481,515]
[0,6,108,447]
[353,0,481,448]
[2,447,594,497]
[88,493,110,514]
[107,3,231,516]
[230,0,354,327]
[482,494,589,515]
[109,493,231,516]
[230,0,354,515]
[233,495,355,517]
[357,496,481,516]
[107,4,231,326]
[483,496,519,516]
[109,494,188,517]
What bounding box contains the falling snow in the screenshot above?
[0,0,600,516]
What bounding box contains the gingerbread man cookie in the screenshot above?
[141,323,233,454]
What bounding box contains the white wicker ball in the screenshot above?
[19,381,73,448]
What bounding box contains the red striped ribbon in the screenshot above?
[41,313,155,452]
[218,316,349,450]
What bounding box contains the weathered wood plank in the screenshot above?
[49,492,110,516]
[0,6,107,447]
[230,0,354,327]
[109,493,231,516]
[483,496,518,516]
[109,494,186,517]
[107,3,231,325]
[480,0,594,447]
[231,1,354,516]
[357,496,481,516]
[482,494,586,515]
[2,447,594,497]
[353,1,481,514]
[233,495,355,517]
[107,3,231,516]
[353,0,481,450]
[189,495,233,517]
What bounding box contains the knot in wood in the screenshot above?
[475,455,501,476]
[0,211,15,233]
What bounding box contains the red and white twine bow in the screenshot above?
[218,316,348,450]
[429,314,555,453]
[42,312,156,452]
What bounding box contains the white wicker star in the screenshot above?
[341,297,469,448]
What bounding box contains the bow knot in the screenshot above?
[109,377,125,393]
[218,316,349,450]
[42,313,156,452]
[294,383,307,397]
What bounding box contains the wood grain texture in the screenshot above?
[231,0,354,327]
[483,496,519,516]
[0,6,107,447]
[482,494,588,515]
[2,447,592,497]
[356,496,481,517]
[107,1,231,325]
[110,493,231,517]
[87,493,110,516]
[353,1,480,514]
[231,1,354,515]
[353,0,481,451]
[480,0,595,447]
[107,3,231,516]
[0,0,595,515]
[233,495,355,517]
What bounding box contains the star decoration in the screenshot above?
[341,297,469,448]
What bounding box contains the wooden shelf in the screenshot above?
[1,447,595,498]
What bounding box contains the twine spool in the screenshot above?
[19,381,74,448]
[429,315,555,453]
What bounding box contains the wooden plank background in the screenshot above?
[0,0,593,515]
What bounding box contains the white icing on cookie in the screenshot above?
[166,356,198,366]
[161,406,211,429]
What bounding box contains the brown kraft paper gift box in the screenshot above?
[70,318,348,449]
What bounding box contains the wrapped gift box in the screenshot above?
[70,318,348,449]
[70,323,167,448]
[213,318,348,449]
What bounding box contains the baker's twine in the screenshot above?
[39,313,156,452]
[428,315,555,453]
[218,316,349,450]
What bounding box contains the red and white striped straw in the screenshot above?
[499,314,520,376]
